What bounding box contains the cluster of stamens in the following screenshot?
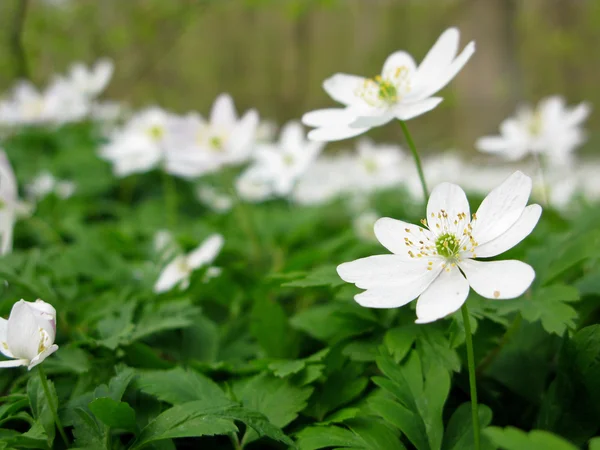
[403,210,480,269]
[355,66,411,107]
[147,125,165,142]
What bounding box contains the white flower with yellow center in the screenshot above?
[337,171,541,323]
[302,28,475,142]
[0,299,58,370]
[154,234,224,293]
[476,96,590,167]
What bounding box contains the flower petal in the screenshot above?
[154,257,189,293]
[348,110,395,128]
[0,359,28,368]
[415,266,469,323]
[301,108,353,127]
[471,171,532,245]
[426,182,470,231]
[210,93,237,127]
[394,97,443,121]
[473,204,542,258]
[187,234,224,268]
[415,28,460,86]
[374,217,431,259]
[459,259,535,299]
[279,121,305,150]
[0,318,14,358]
[565,102,591,127]
[27,344,58,371]
[6,301,42,361]
[382,51,418,77]
[323,74,365,106]
[307,125,368,142]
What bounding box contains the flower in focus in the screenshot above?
[26,171,76,201]
[337,171,541,323]
[302,27,475,141]
[476,96,590,167]
[99,107,171,177]
[0,299,58,370]
[164,94,259,179]
[154,233,224,293]
[237,121,324,201]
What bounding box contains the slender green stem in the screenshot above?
[37,366,69,447]
[399,120,428,200]
[461,304,480,450]
[161,171,178,228]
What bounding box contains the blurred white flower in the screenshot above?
[292,156,352,205]
[350,138,406,193]
[154,234,224,293]
[164,94,259,179]
[353,210,380,242]
[26,171,76,201]
[99,107,170,177]
[0,151,18,255]
[302,28,475,141]
[256,119,278,143]
[238,121,324,201]
[196,186,233,213]
[0,299,58,370]
[66,59,114,99]
[337,171,541,323]
[476,96,590,167]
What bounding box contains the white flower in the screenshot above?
[353,210,380,242]
[66,59,114,99]
[350,138,406,193]
[154,234,224,293]
[0,151,18,255]
[292,156,355,205]
[26,171,76,201]
[0,299,58,370]
[237,121,324,200]
[99,107,170,177]
[196,186,233,213]
[302,28,475,141]
[337,171,541,323]
[164,94,259,179]
[476,96,590,167]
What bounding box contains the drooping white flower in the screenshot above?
[0,299,58,370]
[154,234,224,293]
[302,28,475,142]
[237,121,324,201]
[476,96,590,167]
[164,94,259,179]
[99,107,170,177]
[337,171,541,323]
[26,171,76,201]
[0,151,18,255]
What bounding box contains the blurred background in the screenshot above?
[0,0,598,153]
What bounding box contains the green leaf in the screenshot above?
[442,403,493,450]
[130,300,201,342]
[250,295,299,358]
[88,398,136,432]
[72,408,105,450]
[417,326,461,373]
[485,427,578,450]
[384,326,416,363]
[282,264,345,288]
[93,365,136,401]
[27,375,56,446]
[136,367,227,405]
[268,360,306,377]
[589,437,600,450]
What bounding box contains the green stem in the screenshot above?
[161,171,178,228]
[399,120,428,200]
[37,366,69,447]
[461,304,481,450]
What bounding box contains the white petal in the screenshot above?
[307,125,368,142]
[426,182,470,231]
[187,234,224,268]
[471,171,532,245]
[415,266,469,323]
[210,93,237,127]
[0,359,28,368]
[348,110,395,128]
[474,204,542,258]
[475,136,509,154]
[154,257,189,293]
[227,109,259,163]
[374,217,429,259]
[27,344,58,370]
[415,28,460,86]
[279,121,305,149]
[302,108,353,127]
[459,259,535,300]
[6,301,43,361]
[0,318,14,358]
[382,51,418,75]
[565,102,591,127]
[323,74,365,106]
[337,255,437,289]
[394,97,443,121]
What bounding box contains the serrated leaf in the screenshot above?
[442,403,493,450]
[136,367,227,405]
[269,360,306,377]
[89,398,136,432]
[485,427,578,450]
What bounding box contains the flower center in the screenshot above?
[148,125,164,142]
[435,233,461,258]
[209,136,223,151]
[283,153,295,166]
[355,66,411,107]
[528,109,543,136]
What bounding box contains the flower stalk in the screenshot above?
[37,365,69,447]
[399,120,428,200]
[461,304,480,450]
